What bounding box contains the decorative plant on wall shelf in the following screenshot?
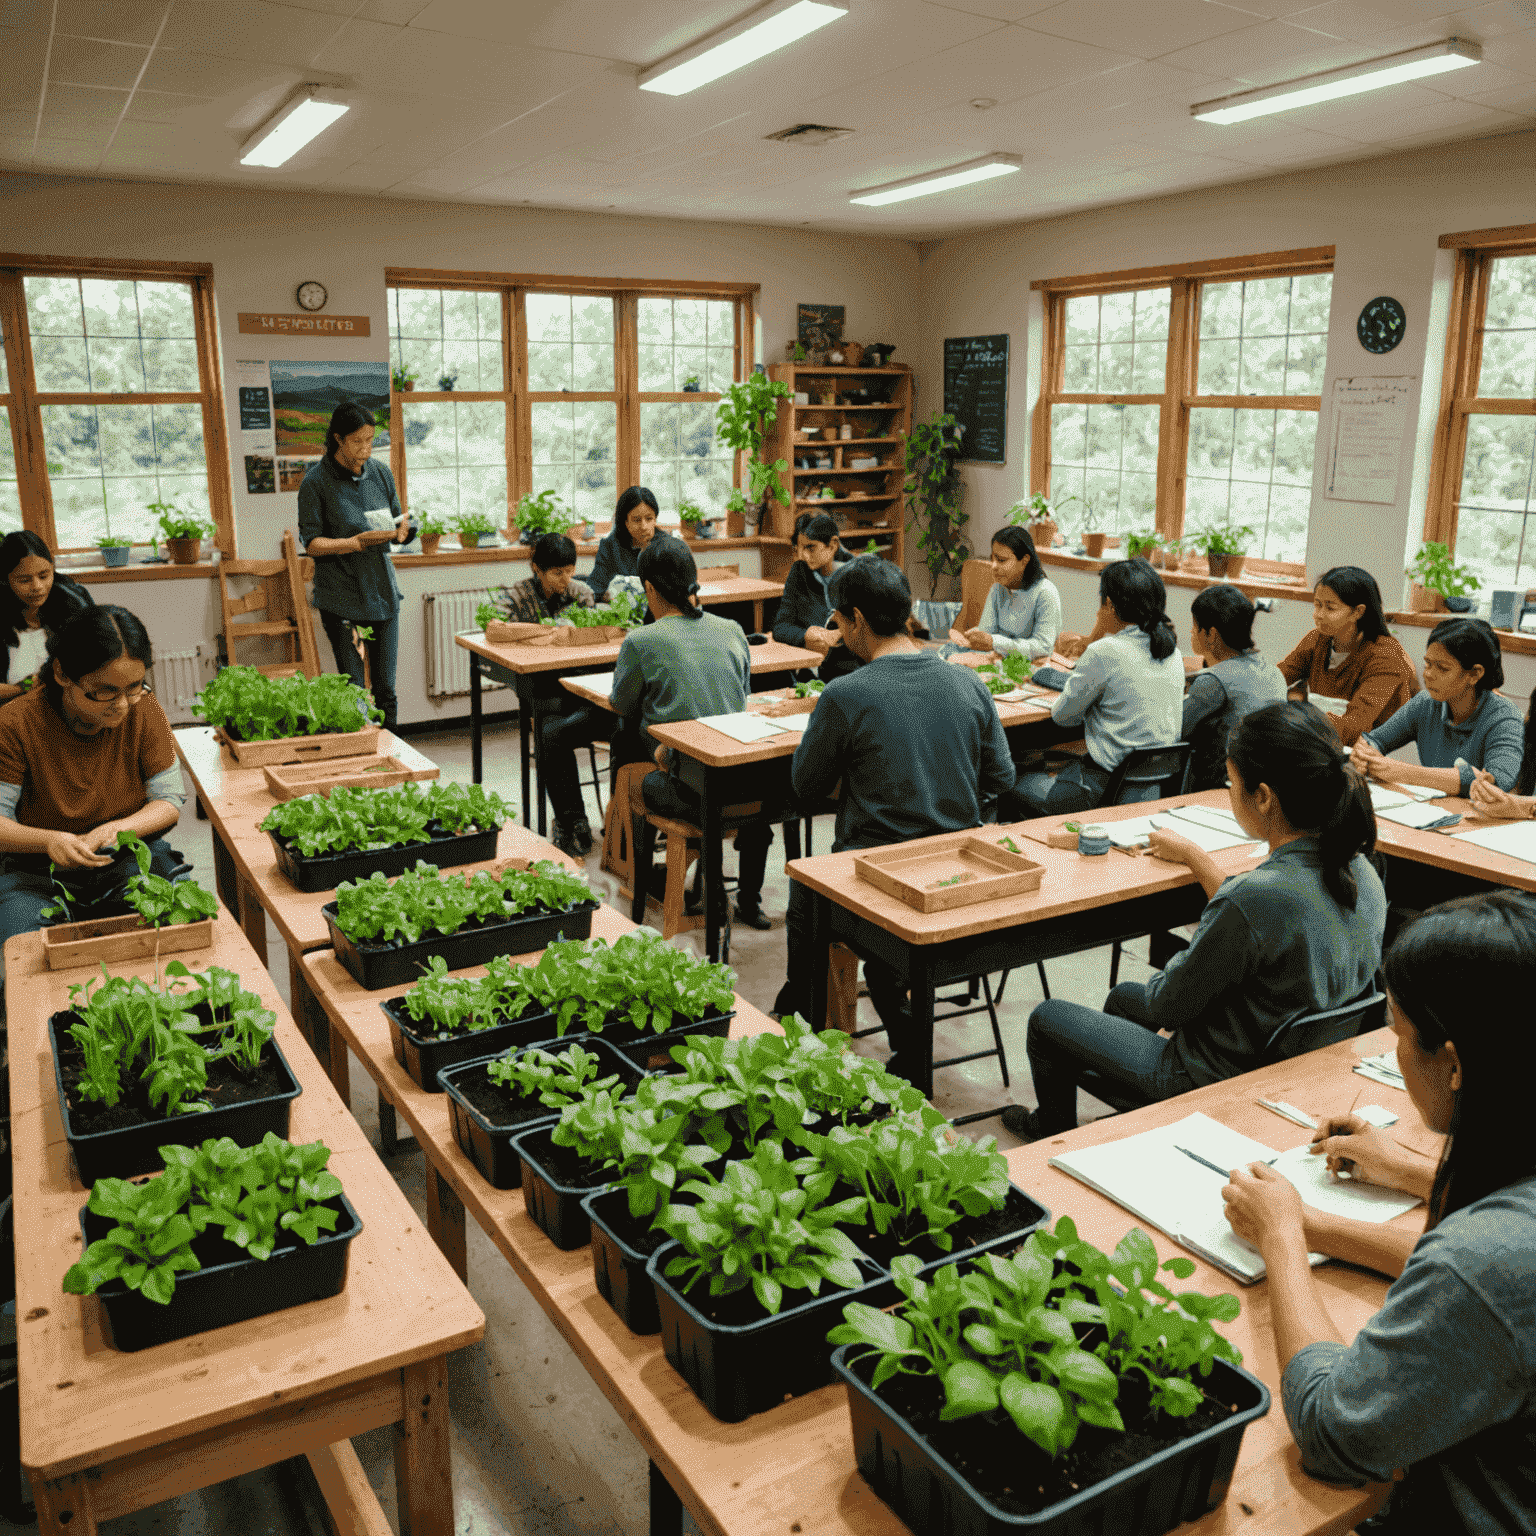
[903,412,968,599]
[716,374,793,532]
[1406,540,1480,613]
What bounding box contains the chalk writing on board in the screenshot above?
[944,334,1009,463]
[1326,377,1414,505]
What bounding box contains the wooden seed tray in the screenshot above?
[853,834,1044,913]
[262,754,440,801]
[42,912,216,971]
[218,723,381,767]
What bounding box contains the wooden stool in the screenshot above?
[827,943,862,1034]
[600,763,650,899]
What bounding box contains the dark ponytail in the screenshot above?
[1190,583,1257,652]
[636,535,702,620]
[1100,558,1177,662]
[1227,700,1376,909]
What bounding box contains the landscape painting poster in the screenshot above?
[269,359,390,462]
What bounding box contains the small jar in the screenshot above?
[1078,824,1110,856]
[839,423,853,440]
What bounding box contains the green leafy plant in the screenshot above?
[261,781,508,857]
[391,364,418,392]
[489,1042,619,1109]
[677,498,707,526]
[417,514,447,536]
[475,599,505,629]
[998,835,1024,854]
[514,488,571,540]
[1191,523,1253,557]
[437,372,458,391]
[1126,529,1161,560]
[114,831,218,928]
[904,412,968,598]
[149,501,213,542]
[976,652,1033,695]
[62,1165,199,1305]
[660,1139,867,1315]
[1406,539,1480,597]
[399,954,540,1037]
[98,534,133,548]
[725,488,748,515]
[64,968,209,1116]
[542,589,643,630]
[453,507,497,540]
[193,666,380,740]
[716,374,794,516]
[682,373,701,388]
[793,679,825,698]
[1006,491,1077,528]
[864,538,879,554]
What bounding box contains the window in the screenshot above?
[385,272,755,535]
[1032,248,1333,575]
[0,260,232,554]
[1427,230,1536,591]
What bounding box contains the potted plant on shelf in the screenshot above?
[453,508,497,550]
[1079,503,1109,560]
[514,488,572,546]
[391,364,417,393]
[1193,523,1253,579]
[677,498,713,540]
[723,488,748,539]
[150,501,214,565]
[1008,490,1077,553]
[416,514,446,556]
[1406,540,1480,613]
[97,534,133,568]
[1127,528,1161,562]
[716,373,793,534]
[904,412,968,599]
[1153,535,1184,572]
[437,371,458,392]
[681,374,702,393]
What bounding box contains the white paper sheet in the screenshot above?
[695,583,729,597]
[1369,782,1447,809]
[1268,1143,1422,1223]
[1311,695,1350,719]
[1375,801,1463,830]
[696,712,796,744]
[1325,376,1413,505]
[1099,812,1262,855]
[1448,818,1536,867]
[562,670,614,701]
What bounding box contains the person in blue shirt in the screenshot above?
[1352,618,1524,798]
[588,485,659,601]
[1469,685,1536,822]
[947,525,1062,661]
[1182,584,1287,791]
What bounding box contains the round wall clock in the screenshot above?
[1357,296,1405,354]
[296,281,328,312]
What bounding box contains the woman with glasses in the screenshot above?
[0,605,189,958]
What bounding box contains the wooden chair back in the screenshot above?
[217,531,323,677]
[955,557,994,634]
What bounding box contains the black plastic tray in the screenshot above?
[440,1038,642,1190]
[583,1186,670,1336]
[51,1012,302,1183]
[511,1125,613,1250]
[323,899,599,990]
[268,823,500,893]
[648,1238,884,1423]
[381,996,559,1092]
[832,1342,1269,1536]
[602,1009,734,1073]
[81,1193,362,1352]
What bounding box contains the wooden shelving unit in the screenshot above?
[760,364,911,578]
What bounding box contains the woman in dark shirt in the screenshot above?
[772,512,857,681]
[0,531,93,703]
[588,486,659,600]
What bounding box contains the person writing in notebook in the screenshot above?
[1467,684,1535,821]
[1221,890,1536,1536]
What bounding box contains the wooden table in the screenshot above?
[1370,794,1536,897]
[6,911,485,1536]
[454,630,816,830]
[690,574,784,633]
[301,914,1409,1536]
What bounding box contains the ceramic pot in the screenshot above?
[166,537,201,565]
[1083,532,1108,559]
[98,545,131,567]
[418,533,441,556]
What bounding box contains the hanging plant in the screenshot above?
[903,412,968,598]
[715,374,793,524]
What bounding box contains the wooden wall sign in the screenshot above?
[237,312,372,336]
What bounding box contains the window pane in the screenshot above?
[531,401,616,521]
[1058,288,1168,397]
[639,401,733,516]
[637,297,731,393]
[526,294,613,392]
[1197,273,1332,397]
[1183,406,1318,563]
[1455,412,1536,590]
[389,287,501,391]
[1048,402,1158,540]
[401,400,508,525]
[1477,255,1536,398]
[24,276,198,393]
[0,408,20,535]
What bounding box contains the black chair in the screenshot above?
[1074,988,1388,1115]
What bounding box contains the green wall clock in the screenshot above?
[1357,296,1406,354]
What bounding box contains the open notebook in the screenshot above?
[1450,818,1536,867]
[1098,805,1265,856]
[1049,1111,1422,1283]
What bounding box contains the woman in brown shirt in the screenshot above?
[1279,566,1418,746]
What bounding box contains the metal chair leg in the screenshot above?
[1036,962,1050,1000]
[586,742,607,818]
[1109,940,1122,988]
[982,974,1009,1088]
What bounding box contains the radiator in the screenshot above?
[150,646,219,725]
[424,588,509,700]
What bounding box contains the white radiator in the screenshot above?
[424,588,509,700]
[150,646,219,725]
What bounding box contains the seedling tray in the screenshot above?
[382,997,559,1092]
[217,723,381,768]
[51,1013,302,1183]
[511,1125,613,1250]
[269,823,501,893]
[322,898,599,990]
[440,1038,642,1189]
[41,912,215,972]
[854,834,1044,913]
[595,1008,735,1070]
[832,1343,1269,1536]
[584,1186,672,1335]
[81,1194,361,1352]
[649,1239,885,1423]
[262,754,439,801]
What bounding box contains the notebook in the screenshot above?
[1353,1049,1406,1091]
[1099,808,1264,856]
[566,671,614,701]
[1375,801,1462,830]
[1029,665,1074,692]
[1449,818,1536,867]
[696,712,798,744]
[1049,1111,1421,1283]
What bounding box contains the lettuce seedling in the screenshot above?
[539,590,643,630]
[400,954,540,1037]
[489,1042,619,1109]
[977,652,1033,695]
[63,1166,200,1305]
[115,831,218,928]
[192,666,381,740]
[261,781,509,857]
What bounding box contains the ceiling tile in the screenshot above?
[0,24,47,112]
[156,0,354,66]
[0,132,108,167]
[405,0,742,63]
[48,36,149,89]
[1464,78,1536,107]
[1480,26,1536,67]
[921,0,1062,18]
[1348,95,1527,137]
[272,0,430,18]
[55,0,169,45]
[138,49,294,98]
[1427,57,1536,97]
[1288,0,1474,34]
[1157,17,1382,81]
[124,89,216,122]
[39,82,127,136]
[1023,0,1256,56]
[1448,2,1536,40]
[1210,124,1384,160]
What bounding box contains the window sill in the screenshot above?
[1036,548,1312,601]
[1386,609,1536,656]
[390,534,772,569]
[70,562,218,584]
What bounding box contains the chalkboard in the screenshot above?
[944,334,1009,463]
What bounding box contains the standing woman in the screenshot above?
[1279,566,1417,746]
[773,512,857,682]
[0,530,93,703]
[956,525,1062,661]
[1182,584,1287,791]
[296,402,412,732]
[589,486,659,601]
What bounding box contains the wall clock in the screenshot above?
[1357,296,1405,354]
[296,281,328,312]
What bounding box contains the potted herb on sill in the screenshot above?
[681,374,702,392]
[1079,503,1108,561]
[1127,528,1161,563]
[391,364,417,393]
[1405,539,1479,613]
[453,508,496,551]
[416,515,446,556]
[150,500,214,565]
[1008,491,1076,554]
[724,488,748,539]
[437,371,458,392]
[97,534,133,568]
[1193,524,1253,580]
[678,497,713,541]
[514,487,572,546]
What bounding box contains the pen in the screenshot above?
[1174,1145,1275,1178]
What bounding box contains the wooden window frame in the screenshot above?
[1423,222,1536,560]
[1031,246,1334,577]
[0,252,235,556]
[384,268,757,531]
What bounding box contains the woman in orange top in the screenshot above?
[1278,566,1417,746]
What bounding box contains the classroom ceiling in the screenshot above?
[1,0,1534,240]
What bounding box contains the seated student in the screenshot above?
[494,532,595,624]
[949,525,1062,661]
[1002,701,1385,1142]
[772,559,1016,1063]
[1182,584,1287,792]
[1469,685,1536,820]
[772,513,858,682]
[588,485,658,601]
[0,530,93,704]
[616,538,775,931]
[0,606,188,957]
[1005,558,1184,817]
[1221,890,1536,1536]
[1278,566,1417,746]
[1352,618,1523,798]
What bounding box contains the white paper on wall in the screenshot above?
[1325,377,1414,505]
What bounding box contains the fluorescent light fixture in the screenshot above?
[1192,39,1480,125]
[240,88,350,167]
[850,153,1022,207]
[640,0,848,96]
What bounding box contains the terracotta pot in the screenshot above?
[1028,518,1057,550]
[402,380,415,391]
[418,533,441,556]
[1225,554,1247,579]
[459,532,481,550]
[165,537,201,565]
[1205,552,1247,579]
[1410,583,1446,613]
[1083,531,1108,559]
[725,510,746,538]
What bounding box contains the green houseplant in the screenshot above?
[1192,522,1254,579]
[415,512,447,556]
[677,497,712,539]
[716,373,793,533]
[681,373,702,392]
[437,371,458,392]
[1406,540,1480,613]
[150,501,214,565]
[391,364,417,392]
[97,533,133,568]
[514,488,570,545]
[1127,528,1161,562]
[1007,491,1077,552]
[453,507,497,550]
[904,412,968,598]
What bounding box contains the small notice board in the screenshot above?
[1325,377,1413,504]
[944,334,1009,463]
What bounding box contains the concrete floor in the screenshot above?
[8,717,1162,1536]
